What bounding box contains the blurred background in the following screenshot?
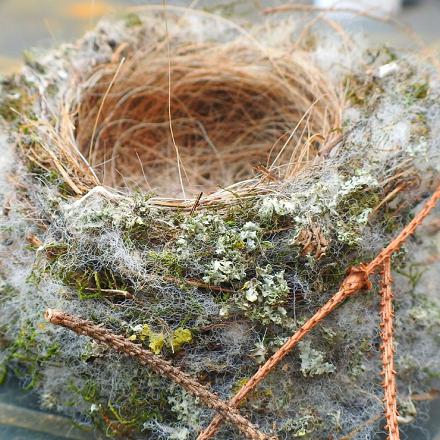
[0,0,439,439]
[0,0,440,76]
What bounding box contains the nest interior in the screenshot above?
[75,41,341,197]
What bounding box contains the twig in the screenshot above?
[253,165,279,182]
[190,192,203,214]
[339,389,439,440]
[84,287,134,299]
[366,184,440,274]
[411,389,440,401]
[44,309,274,440]
[197,184,440,440]
[164,275,236,293]
[379,257,400,440]
[197,266,372,440]
[372,182,407,214]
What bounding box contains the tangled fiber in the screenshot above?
[1,5,440,440]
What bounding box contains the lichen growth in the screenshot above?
[221,265,290,325]
[298,341,336,377]
[129,324,193,354]
[174,213,261,285]
[280,414,321,437]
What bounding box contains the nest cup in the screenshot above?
[68,20,342,201]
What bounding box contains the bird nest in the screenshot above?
[1,6,440,440]
[17,6,343,207]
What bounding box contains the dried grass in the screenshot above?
[52,23,342,201]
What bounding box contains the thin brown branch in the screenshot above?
[84,287,134,299]
[190,192,204,214]
[197,266,372,440]
[366,184,440,274]
[164,275,237,293]
[44,309,274,440]
[197,184,440,440]
[379,257,400,440]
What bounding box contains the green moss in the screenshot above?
[383,210,400,234]
[69,380,99,403]
[0,363,7,385]
[148,250,183,277]
[408,82,429,100]
[4,324,60,390]
[55,267,130,301]
[27,158,76,198]
[396,263,427,293]
[108,402,137,426]
[68,376,172,438]
[0,96,23,121]
[0,282,17,301]
[124,12,142,28]
[0,80,32,122]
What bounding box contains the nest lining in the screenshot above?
[74,42,341,199]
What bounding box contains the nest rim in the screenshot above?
[19,6,348,210]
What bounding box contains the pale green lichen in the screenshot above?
[298,341,336,377]
[257,169,380,250]
[167,386,202,435]
[258,197,298,219]
[397,397,417,424]
[221,265,290,325]
[408,299,440,327]
[175,214,261,285]
[337,172,379,199]
[203,260,246,285]
[250,340,268,364]
[280,414,320,437]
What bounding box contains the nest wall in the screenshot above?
[0,7,440,440]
